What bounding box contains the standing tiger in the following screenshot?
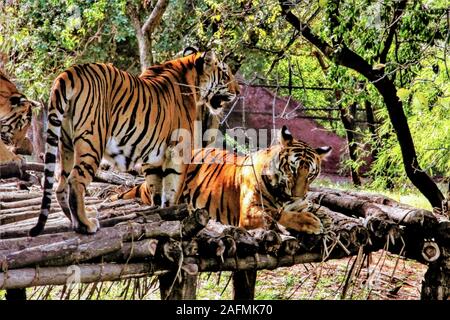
[0,70,37,157]
[29,49,239,236]
[116,126,332,234]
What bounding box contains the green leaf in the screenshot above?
[413,92,428,109]
[396,88,410,101]
[319,0,328,8]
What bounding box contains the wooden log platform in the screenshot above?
[0,172,448,300]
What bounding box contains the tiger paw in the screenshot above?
[279,211,323,235]
[76,217,100,234]
[109,194,119,202]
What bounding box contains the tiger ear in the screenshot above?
[280,125,293,146]
[315,146,332,159]
[195,50,217,74]
[183,46,198,56]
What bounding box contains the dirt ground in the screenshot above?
[256,250,428,300]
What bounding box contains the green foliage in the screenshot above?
[0,0,136,101]
[369,56,450,189]
[0,0,448,192]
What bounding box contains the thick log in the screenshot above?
[0,227,125,268]
[0,160,40,184]
[0,204,190,239]
[0,238,80,269]
[309,187,438,230]
[100,239,159,262]
[310,187,404,207]
[143,220,182,239]
[0,201,104,225]
[307,191,402,242]
[93,170,143,186]
[96,203,188,222]
[0,196,101,210]
[1,220,181,259]
[181,208,209,238]
[248,229,282,255]
[0,192,41,202]
[374,203,437,233]
[0,210,63,225]
[0,263,167,289]
[40,234,123,267]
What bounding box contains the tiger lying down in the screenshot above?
[114,126,332,235]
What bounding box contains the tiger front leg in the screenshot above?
[161,163,185,208]
[242,205,323,235]
[140,164,163,206]
[160,146,186,207]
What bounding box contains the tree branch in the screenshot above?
[378,0,408,63]
[141,0,169,35]
[279,1,378,80]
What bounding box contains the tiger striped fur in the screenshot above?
[117,126,332,234]
[29,49,239,236]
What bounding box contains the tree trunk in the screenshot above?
[364,99,378,160]
[137,32,153,72]
[371,76,444,208]
[31,104,45,162]
[338,102,361,186]
[126,0,169,72]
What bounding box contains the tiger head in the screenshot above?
[264,125,332,201]
[0,72,38,153]
[184,47,240,116]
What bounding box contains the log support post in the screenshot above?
[159,271,197,300]
[232,270,257,300]
[5,288,27,300]
[421,253,450,300]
